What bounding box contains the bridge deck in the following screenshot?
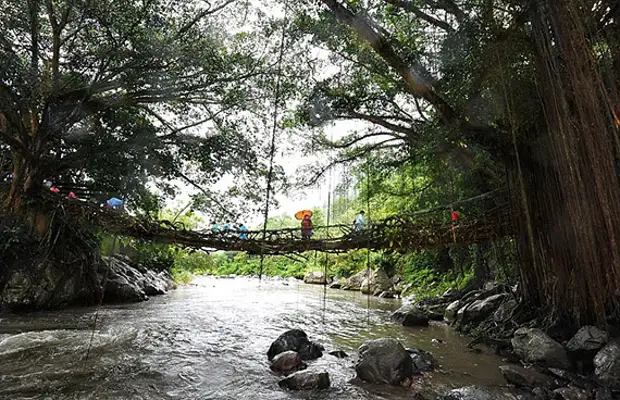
[44,194,513,254]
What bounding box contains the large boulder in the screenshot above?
[499,365,555,389]
[355,338,414,386]
[278,371,330,390]
[392,303,429,327]
[2,259,100,311]
[141,269,168,296]
[568,326,609,373]
[442,385,535,400]
[103,256,149,303]
[344,268,370,290]
[567,326,608,353]
[360,269,392,295]
[460,293,510,325]
[303,271,329,285]
[270,351,307,375]
[511,328,571,369]
[594,341,620,390]
[267,329,324,361]
[103,255,176,304]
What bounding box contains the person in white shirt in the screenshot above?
[354,210,365,232]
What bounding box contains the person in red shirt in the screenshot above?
[301,214,313,240]
[451,209,460,223]
[450,208,460,242]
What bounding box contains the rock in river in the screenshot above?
[278,371,330,390]
[459,293,509,325]
[407,347,437,372]
[270,351,306,375]
[392,303,429,327]
[360,269,392,295]
[344,268,370,290]
[355,338,414,386]
[303,271,329,285]
[444,300,461,324]
[103,255,176,304]
[267,329,324,361]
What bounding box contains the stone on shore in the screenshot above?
[594,341,620,390]
[511,328,571,369]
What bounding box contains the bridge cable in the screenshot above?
[85,179,129,360]
[258,1,289,282]
[85,235,114,360]
[365,162,371,326]
[321,168,333,324]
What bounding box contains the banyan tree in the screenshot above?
[295,0,620,329]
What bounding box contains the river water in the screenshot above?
[0,276,507,400]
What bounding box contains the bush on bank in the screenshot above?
[99,234,517,296]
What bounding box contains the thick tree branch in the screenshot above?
[320,0,459,127]
[325,130,407,149]
[348,110,419,135]
[382,0,454,32]
[320,0,504,155]
[430,0,466,22]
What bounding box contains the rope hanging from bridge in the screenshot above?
[258,0,289,281]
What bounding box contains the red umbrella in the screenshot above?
[295,209,313,220]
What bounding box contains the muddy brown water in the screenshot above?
[0,276,507,399]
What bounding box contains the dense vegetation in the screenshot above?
[2,0,620,331]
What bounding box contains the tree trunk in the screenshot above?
[510,0,620,328]
[5,149,43,217]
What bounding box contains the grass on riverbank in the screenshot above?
[168,248,478,297]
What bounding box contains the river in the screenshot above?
[0,276,507,399]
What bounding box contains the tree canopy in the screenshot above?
[0,0,289,217]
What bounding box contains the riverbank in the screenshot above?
[389,283,619,399]
[298,271,620,399]
[1,253,176,312]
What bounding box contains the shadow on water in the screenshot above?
[0,276,507,399]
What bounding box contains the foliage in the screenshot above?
[0,0,287,218]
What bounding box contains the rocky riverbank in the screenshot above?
[268,324,618,399]
[303,270,620,398]
[390,283,619,398]
[1,253,176,312]
[102,254,176,304]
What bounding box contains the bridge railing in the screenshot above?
[4,184,514,253]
